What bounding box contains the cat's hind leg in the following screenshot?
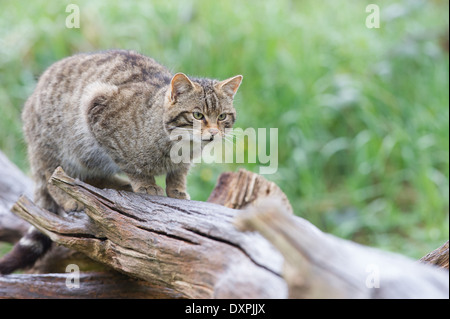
[0,173,55,274]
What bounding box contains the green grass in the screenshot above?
[0,0,448,259]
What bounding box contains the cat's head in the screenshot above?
[163,73,242,143]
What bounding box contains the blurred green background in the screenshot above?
[0,0,448,259]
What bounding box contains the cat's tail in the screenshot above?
[0,226,52,274]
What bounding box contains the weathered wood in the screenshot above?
[10,167,286,298]
[0,152,122,274]
[235,199,450,299]
[0,151,204,298]
[208,168,293,214]
[1,151,448,299]
[420,241,449,270]
[0,271,182,299]
[0,152,32,243]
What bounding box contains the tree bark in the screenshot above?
[0,271,182,299]
[420,241,449,270]
[0,152,32,243]
[208,169,293,214]
[0,151,448,299]
[9,167,286,299]
[235,199,449,299]
[0,152,198,298]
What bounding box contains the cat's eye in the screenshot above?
[218,113,227,121]
[193,112,204,120]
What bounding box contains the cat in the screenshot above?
[0,49,242,274]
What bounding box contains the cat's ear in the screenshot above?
[215,75,243,98]
[170,73,196,102]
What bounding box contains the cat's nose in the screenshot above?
[209,128,219,136]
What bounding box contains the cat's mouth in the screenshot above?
[201,134,222,142]
[168,129,222,144]
[202,135,215,141]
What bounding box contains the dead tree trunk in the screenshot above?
[236,199,449,298]
[0,151,32,242]
[420,241,449,270]
[0,151,448,298]
[207,169,293,214]
[7,167,286,298]
[0,272,184,299]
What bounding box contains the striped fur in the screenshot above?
[0,50,242,274]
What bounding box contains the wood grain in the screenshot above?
[9,167,286,298]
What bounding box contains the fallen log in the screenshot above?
[420,241,449,270]
[208,169,293,214]
[0,151,200,298]
[0,152,32,242]
[236,199,449,299]
[8,167,286,298]
[0,271,182,299]
[0,151,283,298]
[0,151,448,299]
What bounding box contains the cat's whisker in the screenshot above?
[223,133,237,140]
[223,135,236,146]
[225,129,243,136]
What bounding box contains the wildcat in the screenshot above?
[0,50,242,274]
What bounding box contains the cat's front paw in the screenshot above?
[136,184,165,196]
[166,188,190,200]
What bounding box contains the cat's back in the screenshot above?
[22,50,172,176]
[23,50,171,138]
[26,50,171,112]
